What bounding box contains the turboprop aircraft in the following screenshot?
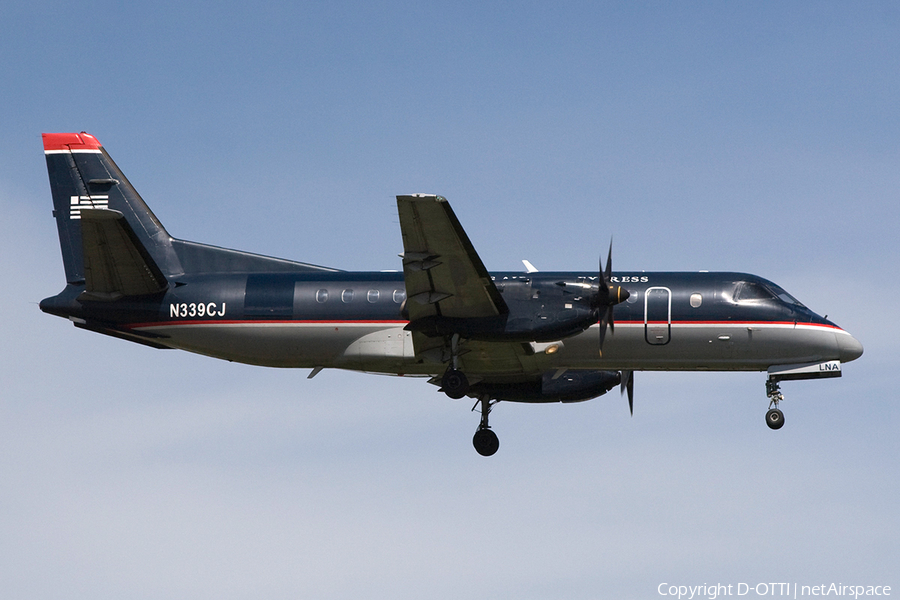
[39,132,863,456]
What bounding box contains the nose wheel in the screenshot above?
[766,408,785,429]
[765,379,785,430]
[472,396,500,456]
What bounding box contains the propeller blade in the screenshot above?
[620,370,634,416]
[604,239,613,281]
[597,239,627,355]
[598,307,609,355]
[596,255,609,305]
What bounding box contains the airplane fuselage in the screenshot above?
[41,269,859,377]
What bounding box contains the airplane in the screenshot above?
[39,132,864,456]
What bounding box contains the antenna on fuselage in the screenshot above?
[522,259,539,273]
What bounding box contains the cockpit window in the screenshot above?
[734,282,775,302]
[768,284,805,307]
[734,281,806,307]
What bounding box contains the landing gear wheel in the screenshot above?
[471,396,500,456]
[441,368,469,399]
[473,428,500,457]
[765,408,785,430]
[765,378,785,430]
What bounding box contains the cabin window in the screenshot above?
[367,290,380,303]
[342,289,354,303]
[316,289,329,303]
[393,289,406,303]
[690,293,702,308]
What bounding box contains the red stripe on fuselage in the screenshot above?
[128,319,409,330]
[126,319,844,332]
[620,320,842,328]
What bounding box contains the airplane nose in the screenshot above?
[836,332,864,363]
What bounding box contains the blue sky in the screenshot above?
[1,2,897,598]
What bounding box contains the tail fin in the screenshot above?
[43,132,177,294]
[44,132,340,293]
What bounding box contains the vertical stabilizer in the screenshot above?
[42,132,180,284]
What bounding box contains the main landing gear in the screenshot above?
[765,378,785,430]
[441,368,469,399]
[442,370,499,456]
[472,396,500,456]
[439,334,500,456]
[440,334,471,400]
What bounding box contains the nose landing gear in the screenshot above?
[472,396,500,456]
[765,378,785,430]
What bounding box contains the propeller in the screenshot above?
[620,370,634,416]
[594,240,630,356]
[592,241,633,414]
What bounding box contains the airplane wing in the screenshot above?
[397,194,523,376]
[396,194,508,322]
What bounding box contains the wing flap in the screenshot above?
[79,208,168,300]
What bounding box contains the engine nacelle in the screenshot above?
[405,279,597,342]
[470,370,621,403]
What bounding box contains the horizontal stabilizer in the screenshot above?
[73,320,172,349]
[79,208,168,300]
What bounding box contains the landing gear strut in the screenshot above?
[765,378,785,430]
[472,396,500,456]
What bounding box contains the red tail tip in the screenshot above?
[42,132,102,152]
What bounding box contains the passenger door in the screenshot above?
[644,286,671,345]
